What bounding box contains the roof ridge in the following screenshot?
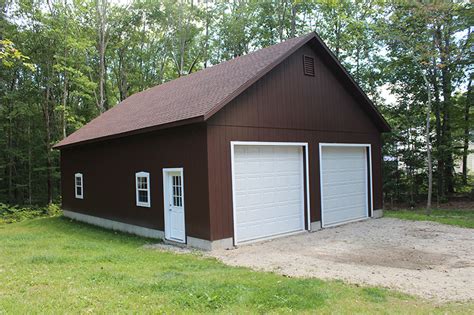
[124,32,314,103]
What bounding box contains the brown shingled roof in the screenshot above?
[54,33,315,148]
[54,32,389,149]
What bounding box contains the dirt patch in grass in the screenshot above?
[323,247,452,270]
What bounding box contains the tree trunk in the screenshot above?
[334,17,340,58]
[406,119,415,207]
[278,0,287,41]
[140,10,146,90]
[43,83,53,205]
[290,1,297,38]
[431,30,443,199]
[355,45,361,81]
[7,74,15,204]
[437,22,454,194]
[422,73,433,213]
[118,48,128,101]
[62,2,69,139]
[27,123,32,205]
[97,0,108,112]
[62,71,68,139]
[204,0,210,68]
[462,79,472,184]
[177,1,185,77]
[7,121,12,204]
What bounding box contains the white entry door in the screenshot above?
[232,144,305,244]
[320,145,369,227]
[163,168,185,243]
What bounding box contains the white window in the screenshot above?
[75,173,83,199]
[135,171,151,207]
[171,175,183,207]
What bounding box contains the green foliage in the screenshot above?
[0,203,61,224]
[378,2,472,204]
[0,39,34,70]
[0,217,472,313]
[0,0,471,207]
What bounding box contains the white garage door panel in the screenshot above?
[324,207,365,225]
[321,146,368,227]
[323,181,366,197]
[233,145,305,243]
[324,194,366,209]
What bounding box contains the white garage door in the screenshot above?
[233,145,305,244]
[321,146,369,227]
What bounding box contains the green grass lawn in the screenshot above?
[0,217,472,313]
[385,208,474,228]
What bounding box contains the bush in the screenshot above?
[0,203,61,224]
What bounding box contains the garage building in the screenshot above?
[54,32,390,250]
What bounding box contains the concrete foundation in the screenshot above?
[63,210,164,239]
[372,209,384,219]
[187,236,234,251]
[63,210,234,251]
[310,221,322,231]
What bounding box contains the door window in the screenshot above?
[172,175,182,207]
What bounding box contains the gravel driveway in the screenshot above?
[210,218,474,302]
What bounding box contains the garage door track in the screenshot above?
[210,218,474,302]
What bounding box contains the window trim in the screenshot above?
[75,173,84,199]
[135,171,151,207]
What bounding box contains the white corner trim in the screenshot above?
[63,210,164,239]
[319,143,373,228]
[230,141,311,245]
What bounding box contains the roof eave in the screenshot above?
[53,116,205,150]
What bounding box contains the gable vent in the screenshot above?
[303,55,315,76]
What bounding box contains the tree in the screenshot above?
[0,0,471,207]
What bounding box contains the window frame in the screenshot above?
[75,173,84,199]
[135,171,151,207]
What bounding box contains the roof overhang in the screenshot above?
[53,116,204,150]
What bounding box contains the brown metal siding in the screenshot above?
[207,44,383,241]
[61,124,211,240]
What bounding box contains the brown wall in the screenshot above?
[207,44,383,241]
[61,124,211,240]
